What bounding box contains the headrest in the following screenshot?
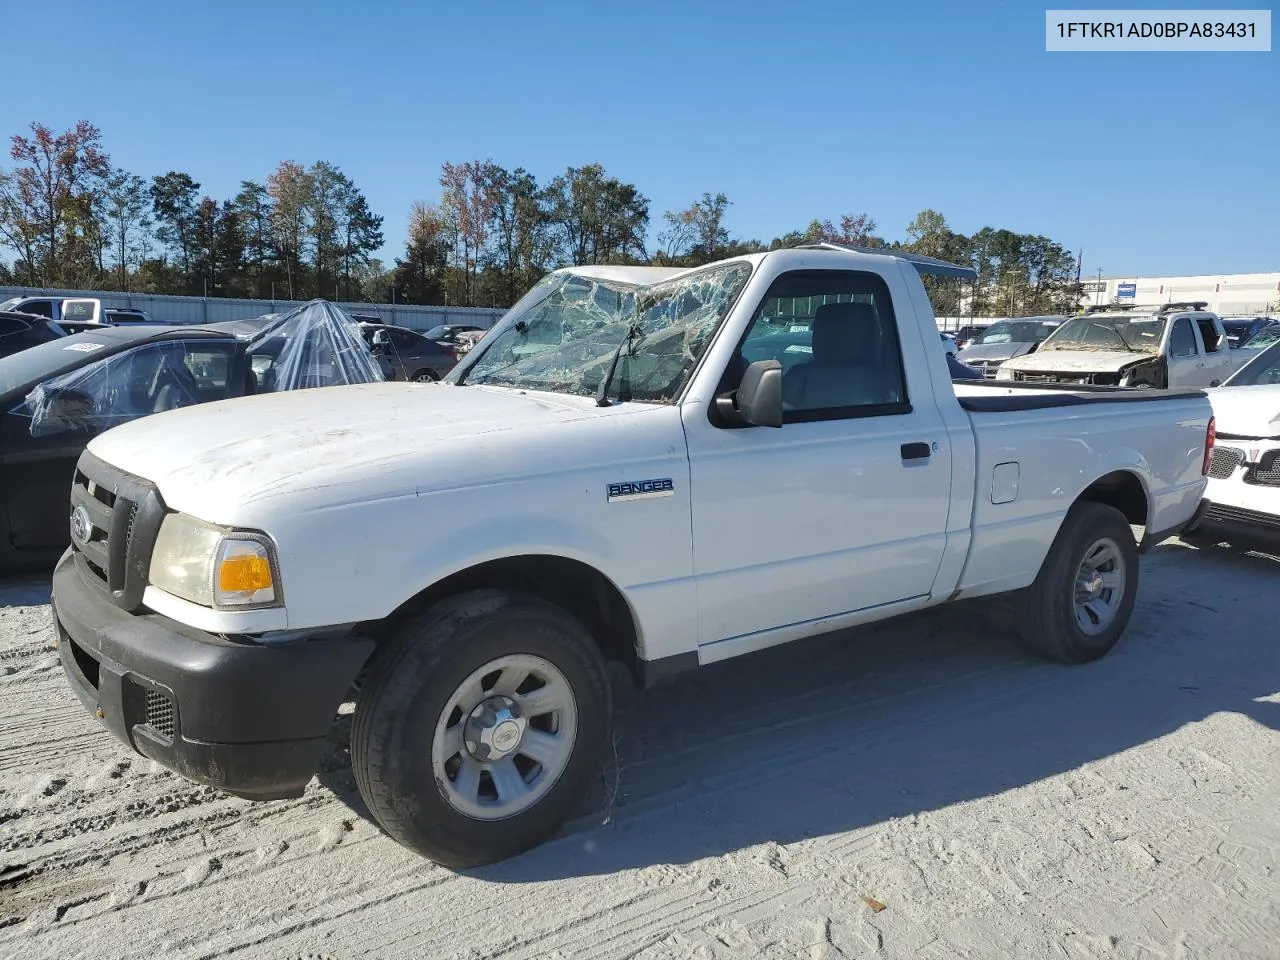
[811,302,880,363]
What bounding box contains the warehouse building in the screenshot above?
[1079,272,1280,315]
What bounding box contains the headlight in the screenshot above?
[995,366,1013,380]
[149,513,280,608]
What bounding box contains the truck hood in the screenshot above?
[86,382,651,520]
[999,349,1152,375]
[955,342,1036,363]
[1206,384,1280,439]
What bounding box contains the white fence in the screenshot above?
[0,286,507,333]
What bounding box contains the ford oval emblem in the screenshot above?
[70,505,91,543]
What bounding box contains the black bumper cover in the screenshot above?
[51,550,375,800]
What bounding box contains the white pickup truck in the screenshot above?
[50,245,1214,867]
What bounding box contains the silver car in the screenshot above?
[956,316,1063,378]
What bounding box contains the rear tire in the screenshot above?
[412,369,438,382]
[350,590,611,868]
[1015,501,1138,664]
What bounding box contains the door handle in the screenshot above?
[901,442,931,461]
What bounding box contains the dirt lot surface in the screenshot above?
[1,534,1278,959]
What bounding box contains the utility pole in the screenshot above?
[1095,267,1104,306]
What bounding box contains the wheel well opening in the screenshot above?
[389,555,642,684]
[1078,470,1148,528]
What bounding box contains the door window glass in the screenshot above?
[1169,318,1197,358]
[735,271,908,420]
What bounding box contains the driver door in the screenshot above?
[1164,317,1201,387]
[682,268,952,655]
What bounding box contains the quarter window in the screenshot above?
[1194,317,1223,352]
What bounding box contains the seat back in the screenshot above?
[784,302,893,408]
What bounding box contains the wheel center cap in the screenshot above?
[464,696,527,761]
[1086,574,1104,596]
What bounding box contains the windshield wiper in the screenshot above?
[596,323,645,406]
[1103,321,1136,352]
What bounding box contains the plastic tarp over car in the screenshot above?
[25,299,383,438]
[237,299,385,393]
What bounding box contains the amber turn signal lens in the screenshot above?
[218,552,273,593]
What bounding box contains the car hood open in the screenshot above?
[86,382,656,521]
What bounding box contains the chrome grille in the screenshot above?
[1208,446,1245,480]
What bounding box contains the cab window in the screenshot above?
[733,270,908,421]
[1194,317,1223,353]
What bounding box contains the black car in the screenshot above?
[360,323,459,381]
[1222,317,1277,348]
[0,310,66,358]
[0,300,386,569]
[0,325,260,568]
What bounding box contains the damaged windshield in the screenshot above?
[453,261,752,402]
[1043,315,1166,353]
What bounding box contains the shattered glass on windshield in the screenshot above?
[1044,315,1166,353]
[24,299,383,438]
[456,261,752,403]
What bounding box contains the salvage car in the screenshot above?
[0,310,66,357]
[956,316,1063,379]
[1235,324,1280,354]
[951,323,989,350]
[49,245,1212,868]
[997,302,1235,388]
[1194,338,1280,533]
[0,300,381,569]
[361,322,460,381]
[1221,316,1276,349]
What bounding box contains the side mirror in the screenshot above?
[371,329,391,350]
[717,359,783,427]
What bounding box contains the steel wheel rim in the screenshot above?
[1073,536,1126,636]
[431,654,578,821]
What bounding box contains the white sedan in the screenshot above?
[1198,338,1280,532]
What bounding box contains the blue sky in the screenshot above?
[4,0,1276,277]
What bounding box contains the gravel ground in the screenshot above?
[1,532,1278,959]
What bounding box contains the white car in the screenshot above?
[49,244,1213,868]
[1197,339,1280,532]
[997,302,1237,388]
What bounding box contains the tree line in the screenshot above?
[0,121,1082,317]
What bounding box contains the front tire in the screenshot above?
[350,590,611,868]
[412,369,438,382]
[1015,501,1138,664]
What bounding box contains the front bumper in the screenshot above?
[51,550,375,800]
